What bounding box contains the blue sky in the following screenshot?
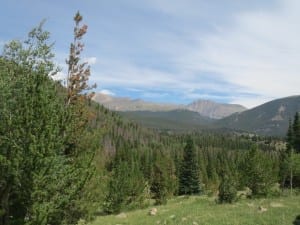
[1,0,300,108]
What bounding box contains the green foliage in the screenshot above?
[242,147,277,197]
[103,151,149,214]
[178,137,201,195]
[0,12,98,225]
[151,160,169,205]
[281,113,300,190]
[293,113,300,153]
[218,170,237,204]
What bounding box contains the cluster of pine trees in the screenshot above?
[0,13,100,225]
[280,113,300,191]
[1,12,299,225]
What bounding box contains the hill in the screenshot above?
[216,95,300,136]
[119,109,215,131]
[92,93,246,119]
[92,93,182,112]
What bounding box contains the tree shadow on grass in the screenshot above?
[293,215,300,225]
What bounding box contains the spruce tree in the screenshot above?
[103,148,148,214]
[178,137,201,195]
[287,119,294,153]
[218,169,237,204]
[293,112,300,153]
[151,162,168,205]
[243,147,275,197]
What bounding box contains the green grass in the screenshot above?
[89,195,300,225]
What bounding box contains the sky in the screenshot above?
[1,0,300,108]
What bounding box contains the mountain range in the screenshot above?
[93,93,246,119]
[93,94,300,136]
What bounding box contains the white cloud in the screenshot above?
[99,89,115,96]
[85,57,97,65]
[88,0,300,108]
[146,0,300,107]
[195,0,300,106]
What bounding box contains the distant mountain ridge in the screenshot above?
[92,93,246,119]
[187,99,246,119]
[92,93,183,112]
[215,95,300,136]
[93,94,300,137]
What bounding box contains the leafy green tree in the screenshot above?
[0,22,67,225]
[178,137,201,195]
[0,13,97,225]
[243,147,275,197]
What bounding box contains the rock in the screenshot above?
[116,212,127,218]
[149,207,158,216]
[258,206,267,212]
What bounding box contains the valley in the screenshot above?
[94,94,300,137]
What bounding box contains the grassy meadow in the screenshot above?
[89,195,300,225]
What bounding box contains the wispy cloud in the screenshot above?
[99,89,115,96]
[90,0,300,108]
[2,0,299,108]
[84,57,97,65]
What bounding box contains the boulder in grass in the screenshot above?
[116,212,127,218]
[149,208,158,216]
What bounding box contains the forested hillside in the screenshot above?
[216,96,300,136]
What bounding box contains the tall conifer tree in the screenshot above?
[178,137,201,195]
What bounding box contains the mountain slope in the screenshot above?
[92,93,183,111]
[216,95,300,136]
[119,110,215,131]
[92,93,246,119]
[187,99,246,119]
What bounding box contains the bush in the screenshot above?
[218,173,237,204]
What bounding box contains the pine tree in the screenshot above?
[103,148,148,214]
[218,169,237,204]
[293,112,300,153]
[178,137,201,195]
[151,162,168,205]
[282,113,300,191]
[0,13,98,225]
[66,11,96,106]
[287,119,294,153]
[243,147,275,197]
